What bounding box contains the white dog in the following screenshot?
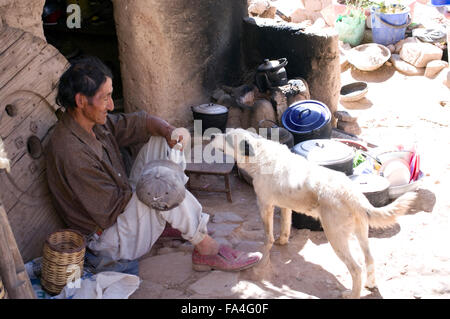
[208,128,417,298]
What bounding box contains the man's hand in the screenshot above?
[167,127,190,151]
[165,126,182,150]
[145,114,190,151]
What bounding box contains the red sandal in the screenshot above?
[192,245,262,272]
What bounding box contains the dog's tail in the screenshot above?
[365,192,417,228]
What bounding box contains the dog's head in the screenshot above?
[208,128,258,163]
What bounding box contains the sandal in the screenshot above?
[192,245,262,272]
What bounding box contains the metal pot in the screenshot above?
[282,100,332,145]
[255,58,288,93]
[292,139,355,176]
[192,103,228,134]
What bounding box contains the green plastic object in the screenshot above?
[335,11,366,47]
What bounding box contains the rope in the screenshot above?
[373,13,411,29]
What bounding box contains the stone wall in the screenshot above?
[112,0,248,127]
[0,0,45,39]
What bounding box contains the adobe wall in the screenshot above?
[0,0,46,39]
[111,0,248,127]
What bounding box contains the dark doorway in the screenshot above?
[42,0,124,110]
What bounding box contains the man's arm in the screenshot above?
[145,114,181,149]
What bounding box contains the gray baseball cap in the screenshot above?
[136,160,186,211]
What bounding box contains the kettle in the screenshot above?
[255,58,288,93]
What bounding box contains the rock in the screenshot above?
[212,212,244,223]
[390,54,425,76]
[425,60,448,78]
[214,237,232,247]
[334,110,357,123]
[207,223,239,238]
[400,41,443,68]
[387,44,395,54]
[260,5,277,19]
[337,120,361,135]
[229,280,270,298]
[290,8,322,24]
[272,89,289,124]
[271,80,310,124]
[234,240,264,253]
[188,271,239,296]
[249,99,277,129]
[139,252,193,285]
[394,37,420,54]
[217,93,235,108]
[305,0,323,11]
[227,106,244,128]
[248,0,271,16]
[212,88,225,102]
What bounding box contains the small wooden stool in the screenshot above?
[185,161,235,202]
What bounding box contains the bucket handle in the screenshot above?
[373,13,411,29]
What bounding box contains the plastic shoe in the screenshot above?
[192,245,262,272]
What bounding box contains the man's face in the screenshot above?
[82,77,114,125]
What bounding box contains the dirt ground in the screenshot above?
[129,61,449,299]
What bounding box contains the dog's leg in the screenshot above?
[259,202,275,257]
[275,208,292,245]
[355,221,377,290]
[321,215,362,299]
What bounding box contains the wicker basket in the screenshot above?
[0,276,7,299]
[41,229,86,295]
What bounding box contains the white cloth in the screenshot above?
[87,136,209,261]
[55,271,140,299]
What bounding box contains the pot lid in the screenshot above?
[292,139,354,166]
[192,103,228,115]
[282,100,331,134]
[257,58,286,72]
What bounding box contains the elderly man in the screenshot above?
[45,56,261,272]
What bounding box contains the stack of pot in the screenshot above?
[281,100,357,230]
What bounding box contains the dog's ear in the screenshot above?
[239,139,255,157]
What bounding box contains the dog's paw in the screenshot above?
[365,283,379,291]
[365,275,377,290]
[275,235,289,246]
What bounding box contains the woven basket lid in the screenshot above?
[136,160,186,211]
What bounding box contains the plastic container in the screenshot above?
[335,10,366,47]
[371,5,410,46]
[430,0,450,5]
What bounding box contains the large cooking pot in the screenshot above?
[255,58,288,93]
[192,103,228,135]
[292,139,355,176]
[291,139,355,231]
[282,100,332,145]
